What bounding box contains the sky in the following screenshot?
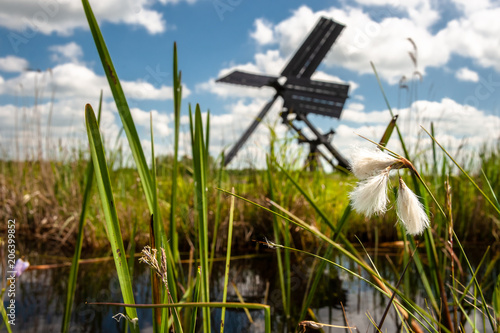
[1,0,499,169]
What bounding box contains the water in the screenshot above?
[3,249,496,332]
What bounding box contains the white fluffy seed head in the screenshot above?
[349,146,400,179]
[396,177,430,235]
[349,170,390,217]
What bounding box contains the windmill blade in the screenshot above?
[282,77,350,118]
[284,77,349,98]
[216,70,278,88]
[280,17,345,79]
[283,97,345,118]
[224,94,279,166]
[282,90,347,118]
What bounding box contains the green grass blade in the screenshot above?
[274,163,336,233]
[189,268,201,333]
[481,168,500,211]
[209,153,225,274]
[378,115,398,148]
[431,122,438,175]
[220,188,235,333]
[128,217,138,278]
[453,231,496,331]
[61,91,102,333]
[205,110,210,178]
[191,104,211,331]
[81,0,157,220]
[457,247,489,305]
[297,204,352,323]
[152,112,182,333]
[266,157,288,318]
[188,104,194,152]
[370,61,410,159]
[149,115,163,333]
[1,288,13,333]
[170,42,181,260]
[493,273,500,324]
[161,247,183,333]
[269,243,437,332]
[85,104,139,333]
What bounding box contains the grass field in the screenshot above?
[2,144,499,257]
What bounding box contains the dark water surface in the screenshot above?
[3,249,495,332]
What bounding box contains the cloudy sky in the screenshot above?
[1,0,499,168]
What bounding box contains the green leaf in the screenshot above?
[191,104,210,331]
[378,115,398,148]
[493,274,500,321]
[81,0,156,220]
[85,104,139,333]
[170,42,182,261]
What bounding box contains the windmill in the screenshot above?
[217,17,350,170]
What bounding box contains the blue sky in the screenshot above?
[1,0,499,168]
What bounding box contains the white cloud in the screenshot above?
[0,36,190,162]
[49,42,83,63]
[438,7,500,72]
[353,0,440,28]
[0,62,186,101]
[455,67,479,82]
[130,107,170,137]
[338,98,500,155]
[0,96,176,161]
[0,0,181,37]
[0,56,29,73]
[0,98,118,159]
[238,4,500,84]
[451,0,492,13]
[267,6,449,84]
[251,19,275,45]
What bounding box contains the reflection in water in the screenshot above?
[4,250,495,332]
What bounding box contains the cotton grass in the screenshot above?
[348,145,430,235]
[349,169,390,216]
[397,177,430,235]
[349,147,399,179]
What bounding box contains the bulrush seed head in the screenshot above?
[396,177,430,235]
